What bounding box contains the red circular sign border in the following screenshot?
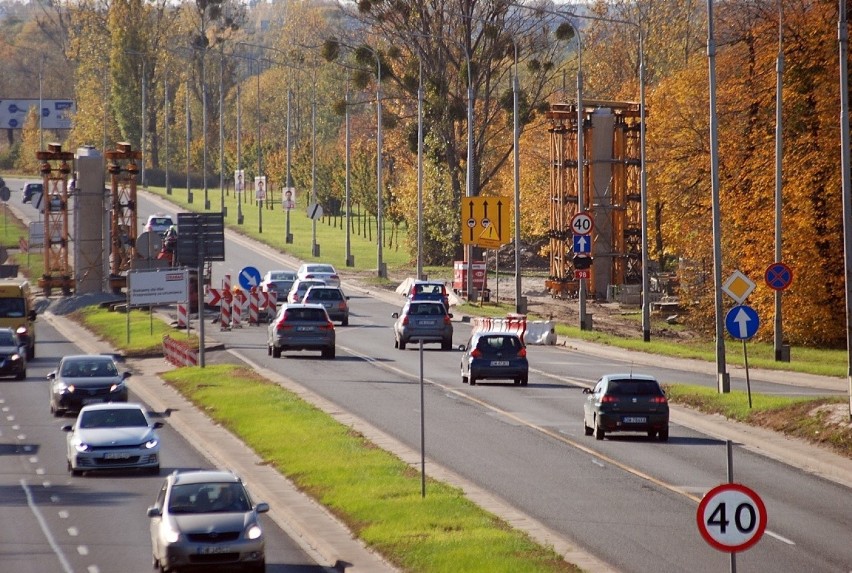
[696,483,767,553]
[570,212,594,236]
[764,262,793,291]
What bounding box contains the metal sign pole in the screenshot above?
[420,339,426,498]
[727,440,736,573]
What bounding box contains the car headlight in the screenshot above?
[74,442,90,453]
[143,438,159,449]
[163,522,181,544]
[16,326,27,336]
[246,523,263,540]
[55,382,72,393]
[109,380,126,393]
[9,353,21,361]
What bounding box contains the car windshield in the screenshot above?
[0,298,26,318]
[284,308,327,321]
[477,336,521,352]
[306,289,341,301]
[60,359,118,378]
[149,217,172,227]
[168,483,251,514]
[607,380,663,396]
[79,408,148,428]
[308,265,335,273]
[0,331,16,346]
[270,272,294,280]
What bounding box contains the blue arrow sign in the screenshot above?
[725,305,760,340]
[573,234,591,254]
[238,266,262,290]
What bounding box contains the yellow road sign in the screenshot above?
[460,196,511,247]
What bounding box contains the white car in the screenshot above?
[144,214,174,236]
[297,263,340,287]
[63,402,163,476]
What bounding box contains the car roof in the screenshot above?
[599,373,658,383]
[60,354,117,363]
[171,470,242,486]
[473,331,522,339]
[266,270,297,278]
[78,402,146,413]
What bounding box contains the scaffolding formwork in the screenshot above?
[546,101,643,299]
[105,142,140,293]
[37,143,75,296]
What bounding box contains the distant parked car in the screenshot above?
[267,303,336,359]
[147,470,269,572]
[392,301,453,351]
[260,269,297,298]
[460,331,528,386]
[22,182,42,204]
[63,402,162,476]
[583,374,670,441]
[302,285,350,326]
[48,354,131,417]
[296,263,340,287]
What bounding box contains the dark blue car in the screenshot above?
[460,332,528,386]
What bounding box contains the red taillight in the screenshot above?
[470,348,482,358]
[276,319,293,331]
[305,274,315,279]
[518,347,527,358]
[443,316,451,325]
[337,301,346,310]
[321,320,334,330]
[402,316,409,326]
[650,396,668,404]
[600,395,619,403]
[330,274,339,280]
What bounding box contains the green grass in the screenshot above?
[73,305,197,356]
[161,364,579,573]
[146,185,413,274]
[0,207,44,279]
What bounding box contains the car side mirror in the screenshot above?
[28,310,36,322]
[582,388,593,394]
[448,313,454,319]
[146,506,162,518]
[122,371,132,380]
[153,422,164,429]
[255,502,270,514]
[47,371,56,380]
[61,425,73,432]
[391,312,399,318]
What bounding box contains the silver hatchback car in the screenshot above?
[392,301,453,350]
[147,470,269,572]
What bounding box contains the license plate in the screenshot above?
[103,452,131,460]
[82,398,104,405]
[490,361,510,366]
[419,320,435,326]
[296,326,315,332]
[198,546,232,554]
[622,416,647,424]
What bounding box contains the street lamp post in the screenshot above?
[165,68,171,195]
[417,57,424,281]
[285,88,293,244]
[219,46,226,216]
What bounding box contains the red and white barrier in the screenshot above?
[249,287,260,325]
[176,303,188,329]
[220,275,232,330]
[231,289,246,328]
[162,335,198,367]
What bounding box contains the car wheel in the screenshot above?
[647,430,657,439]
[469,375,477,386]
[441,338,452,350]
[583,419,594,436]
[520,376,528,386]
[341,317,349,326]
[16,370,25,380]
[594,418,605,440]
[27,346,34,361]
[267,344,272,356]
[399,339,406,350]
[322,347,335,359]
[393,338,399,349]
[658,427,669,442]
[149,465,160,476]
[462,374,468,384]
[272,345,282,358]
[247,560,265,573]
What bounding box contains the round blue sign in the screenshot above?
[765,262,793,291]
[8,104,18,113]
[8,119,18,128]
[725,305,760,340]
[238,266,262,290]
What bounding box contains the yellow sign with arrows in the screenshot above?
[460,196,511,248]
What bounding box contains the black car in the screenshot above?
[48,354,131,416]
[460,331,528,386]
[583,374,670,441]
[0,327,26,380]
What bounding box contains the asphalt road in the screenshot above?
[5,178,852,572]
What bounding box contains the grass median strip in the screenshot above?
[162,364,580,573]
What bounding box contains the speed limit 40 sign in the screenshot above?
[697,483,767,552]
[571,212,594,235]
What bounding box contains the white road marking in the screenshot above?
[766,530,796,545]
[29,456,38,463]
[87,566,100,572]
[67,527,79,536]
[591,458,605,469]
[20,479,74,573]
[58,510,69,518]
[77,545,88,555]
[36,468,45,475]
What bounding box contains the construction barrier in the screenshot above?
[249,287,260,325]
[220,275,232,330]
[231,288,246,328]
[470,314,553,345]
[162,335,198,367]
[176,303,188,329]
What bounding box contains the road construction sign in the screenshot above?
[461,196,511,247]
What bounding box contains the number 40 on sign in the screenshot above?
[697,483,767,553]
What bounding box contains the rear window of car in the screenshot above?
[606,380,663,396]
[409,303,445,316]
[477,335,521,352]
[284,308,327,321]
[306,289,342,301]
[148,217,173,227]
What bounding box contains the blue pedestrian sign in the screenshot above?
[238,266,262,290]
[573,234,591,254]
[725,305,760,340]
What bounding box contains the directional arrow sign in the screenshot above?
[461,196,511,246]
[725,305,760,340]
[573,234,591,254]
[239,266,262,291]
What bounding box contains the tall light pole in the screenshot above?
[837,0,852,418]
[774,0,785,360]
[126,51,147,188]
[345,80,353,265]
[202,51,210,210]
[165,69,171,195]
[707,0,730,393]
[417,57,424,281]
[219,46,226,216]
[285,88,293,244]
[375,49,386,278]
